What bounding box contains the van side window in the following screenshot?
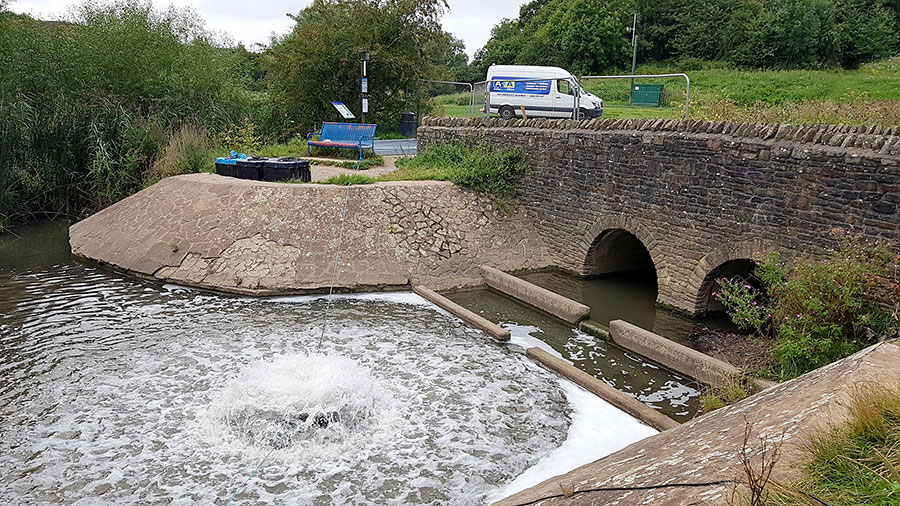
[557,80,573,96]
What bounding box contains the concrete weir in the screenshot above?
[496,341,900,506]
[68,174,552,294]
[480,265,591,323]
[412,285,510,341]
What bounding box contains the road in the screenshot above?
[374,138,417,156]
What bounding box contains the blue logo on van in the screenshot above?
[490,77,551,95]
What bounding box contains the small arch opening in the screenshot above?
[583,228,655,278]
[699,258,757,313]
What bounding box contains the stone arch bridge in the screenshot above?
[419,117,900,314]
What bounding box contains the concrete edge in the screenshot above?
[750,378,778,393]
[412,285,510,342]
[579,320,611,340]
[609,320,742,389]
[525,347,679,432]
[480,265,590,324]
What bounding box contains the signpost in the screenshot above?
[330,101,355,120]
[360,50,370,123]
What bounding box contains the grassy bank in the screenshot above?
[768,386,900,506]
[432,57,900,126]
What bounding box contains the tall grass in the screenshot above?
[769,386,900,505]
[148,122,218,180]
[0,2,254,229]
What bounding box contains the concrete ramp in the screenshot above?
[69,174,552,295]
[494,340,900,506]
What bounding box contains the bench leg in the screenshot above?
[358,146,363,162]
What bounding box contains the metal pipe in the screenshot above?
[579,73,691,120]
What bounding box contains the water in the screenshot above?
[444,288,702,421]
[0,221,655,505]
[519,271,736,344]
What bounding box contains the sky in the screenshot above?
[7,0,523,59]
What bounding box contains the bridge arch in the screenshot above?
[583,228,656,277]
[687,240,773,314]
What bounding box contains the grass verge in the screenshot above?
[768,386,900,505]
[316,174,375,185]
[380,143,529,211]
[431,57,900,126]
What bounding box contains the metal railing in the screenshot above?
[424,79,476,118]
[579,73,691,120]
[473,77,584,120]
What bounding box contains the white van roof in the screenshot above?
[487,65,573,80]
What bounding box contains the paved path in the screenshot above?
[374,139,417,156]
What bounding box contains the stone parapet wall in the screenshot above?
[421,116,900,155]
[69,174,552,294]
[419,117,900,313]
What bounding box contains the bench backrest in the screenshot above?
[320,122,377,142]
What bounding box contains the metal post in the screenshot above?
[360,50,370,124]
[629,14,637,105]
[580,73,691,120]
[422,80,475,117]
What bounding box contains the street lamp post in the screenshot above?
[360,50,370,124]
[627,14,637,105]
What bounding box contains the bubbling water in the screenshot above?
[207,354,396,452]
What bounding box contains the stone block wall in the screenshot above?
[419,117,900,313]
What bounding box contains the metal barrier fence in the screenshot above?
[579,73,691,120]
[426,73,689,120]
[423,80,476,118]
[473,77,584,120]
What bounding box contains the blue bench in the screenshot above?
[306,122,377,161]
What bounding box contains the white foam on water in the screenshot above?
[492,379,658,502]
[202,354,400,458]
[262,291,433,307]
[505,323,565,359]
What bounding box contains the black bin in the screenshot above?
[399,111,416,138]
[215,160,236,178]
[263,157,302,182]
[297,160,311,183]
[235,157,265,180]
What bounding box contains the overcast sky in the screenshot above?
[8,0,522,59]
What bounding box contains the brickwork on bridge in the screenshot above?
[419,117,900,313]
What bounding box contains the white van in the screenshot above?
[486,65,603,120]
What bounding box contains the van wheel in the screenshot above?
[499,106,516,120]
[576,108,589,120]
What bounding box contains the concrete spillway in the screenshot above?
[69,174,551,295]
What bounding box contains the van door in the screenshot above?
[553,79,576,118]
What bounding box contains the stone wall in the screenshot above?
[419,117,900,313]
[69,174,552,294]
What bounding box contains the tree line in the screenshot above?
[0,0,457,228]
[463,0,900,79]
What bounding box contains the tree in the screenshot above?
[474,0,633,75]
[267,0,450,131]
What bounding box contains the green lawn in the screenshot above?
[428,58,900,125]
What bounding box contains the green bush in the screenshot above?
[0,1,250,228]
[716,234,899,379]
[389,144,530,210]
[266,0,451,132]
[149,122,218,180]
